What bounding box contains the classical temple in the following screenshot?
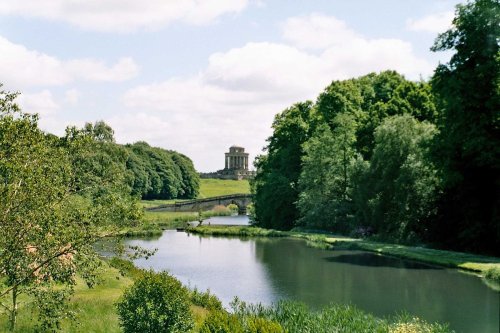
[200,145,256,180]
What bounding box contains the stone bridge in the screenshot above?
[145,194,253,215]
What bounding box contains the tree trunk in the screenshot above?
[9,285,17,331]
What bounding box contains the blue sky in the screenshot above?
[0,0,461,171]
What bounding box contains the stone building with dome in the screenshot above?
[200,145,256,180]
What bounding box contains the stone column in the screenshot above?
[245,157,248,169]
[225,156,228,169]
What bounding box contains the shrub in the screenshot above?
[227,203,239,214]
[190,288,223,311]
[485,266,500,283]
[116,270,194,333]
[109,257,144,280]
[199,310,244,333]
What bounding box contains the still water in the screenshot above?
[126,216,499,333]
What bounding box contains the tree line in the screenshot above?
[77,121,200,200]
[252,0,499,255]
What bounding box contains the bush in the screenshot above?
[227,203,239,214]
[199,310,244,333]
[116,270,194,333]
[485,266,500,283]
[190,288,223,311]
[109,257,145,280]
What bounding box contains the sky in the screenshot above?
[0,0,463,172]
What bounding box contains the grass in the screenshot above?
[0,262,132,333]
[230,299,453,333]
[0,255,458,332]
[188,225,500,283]
[197,178,250,198]
[139,178,251,209]
[188,226,345,250]
[329,238,500,279]
[0,260,213,333]
[114,208,236,237]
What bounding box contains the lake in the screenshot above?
[125,216,499,333]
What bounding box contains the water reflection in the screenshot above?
[123,219,499,333]
[324,252,439,269]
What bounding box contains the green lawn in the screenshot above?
[197,178,250,198]
[0,263,132,333]
[140,178,250,209]
[0,261,211,333]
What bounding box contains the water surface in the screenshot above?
[126,217,499,333]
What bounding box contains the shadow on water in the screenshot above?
[324,252,441,270]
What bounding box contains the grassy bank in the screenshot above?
[113,207,236,237]
[139,178,251,209]
[187,225,500,283]
[0,262,132,332]
[197,178,250,198]
[0,255,456,332]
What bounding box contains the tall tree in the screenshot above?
[0,87,140,331]
[252,102,314,230]
[431,0,500,253]
[298,114,358,232]
[354,115,440,242]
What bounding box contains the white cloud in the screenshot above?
[0,36,139,88]
[121,13,433,171]
[406,11,454,34]
[282,14,359,50]
[17,90,59,116]
[0,0,249,32]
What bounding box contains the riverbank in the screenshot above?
[187,225,500,283]
[0,257,454,332]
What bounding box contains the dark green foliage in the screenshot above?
[254,71,438,234]
[126,142,199,200]
[354,115,440,243]
[298,115,359,232]
[254,3,498,253]
[116,271,194,333]
[430,0,500,254]
[252,102,314,230]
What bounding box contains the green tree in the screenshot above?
[298,114,359,232]
[354,115,440,242]
[125,142,199,200]
[116,271,194,333]
[83,120,115,143]
[430,0,500,253]
[252,102,314,230]
[0,87,140,331]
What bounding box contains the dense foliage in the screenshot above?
[116,270,194,333]
[0,88,199,331]
[126,141,199,200]
[430,0,500,253]
[0,88,141,331]
[252,0,499,254]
